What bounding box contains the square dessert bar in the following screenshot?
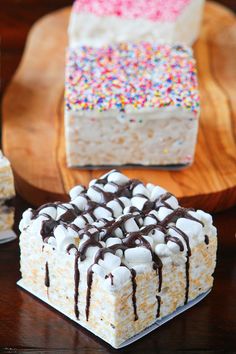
[68,0,204,47]
[0,151,15,233]
[19,170,217,348]
[65,42,200,167]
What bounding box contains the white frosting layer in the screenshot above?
[68,0,204,47]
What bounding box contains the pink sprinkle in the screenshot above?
[73,0,191,22]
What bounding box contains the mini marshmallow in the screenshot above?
[93,219,108,228]
[107,171,129,185]
[47,237,57,247]
[124,217,139,232]
[69,185,85,200]
[94,206,112,220]
[115,249,123,258]
[132,184,150,198]
[131,196,147,211]
[30,215,49,236]
[104,183,118,193]
[164,196,179,209]
[146,183,155,192]
[155,244,173,258]
[39,206,57,219]
[71,195,87,210]
[150,186,167,202]
[19,208,33,231]
[156,207,173,221]
[73,215,87,229]
[107,200,123,218]
[167,240,182,254]
[176,218,202,238]
[124,247,152,264]
[149,229,165,244]
[88,179,97,187]
[106,266,131,289]
[119,197,131,208]
[66,226,79,238]
[113,227,124,238]
[98,252,121,271]
[56,204,73,220]
[92,264,106,278]
[106,237,122,248]
[195,210,213,226]
[144,215,157,226]
[87,186,103,203]
[79,244,101,259]
[54,225,75,253]
[142,236,154,249]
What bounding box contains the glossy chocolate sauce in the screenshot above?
[45,261,50,288]
[31,173,206,323]
[156,295,161,318]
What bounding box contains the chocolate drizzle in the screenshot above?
[169,226,191,304]
[160,207,204,228]
[130,269,138,321]
[105,273,114,285]
[86,265,94,321]
[204,235,209,245]
[28,171,206,323]
[74,254,80,320]
[156,295,161,318]
[45,262,50,288]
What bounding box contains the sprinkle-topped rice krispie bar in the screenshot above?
[65,42,200,167]
[68,0,204,47]
[0,151,15,233]
[19,170,217,348]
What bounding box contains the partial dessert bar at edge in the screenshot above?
[65,42,200,167]
[19,170,217,348]
[0,151,15,234]
[68,0,205,47]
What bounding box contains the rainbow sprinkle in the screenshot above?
[73,0,191,22]
[65,42,200,115]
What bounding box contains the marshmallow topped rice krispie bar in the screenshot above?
[19,170,217,348]
[0,151,15,234]
[65,42,200,167]
[69,0,204,47]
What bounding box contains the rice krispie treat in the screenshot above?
[68,0,204,47]
[65,42,200,167]
[0,151,15,233]
[19,170,217,348]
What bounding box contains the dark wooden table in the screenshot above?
[0,1,236,352]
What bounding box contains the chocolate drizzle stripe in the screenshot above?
[105,273,114,286]
[156,295,161,318]
[169,226,191,304]
[86,266,94,321]
[130,269,138,321]
[204,235,209,245]
[74,254,80,320]
[45,262,50,288]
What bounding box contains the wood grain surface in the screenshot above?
[0,2,236,352]
[2,2,236,211]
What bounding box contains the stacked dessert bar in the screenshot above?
[19,170,217,347]
[65,0,204,168]
[68,0,204,47]
[0,151,15,235]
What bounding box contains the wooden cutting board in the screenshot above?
[2,2,236,211]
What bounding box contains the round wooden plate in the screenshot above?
[2,2,236,211]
